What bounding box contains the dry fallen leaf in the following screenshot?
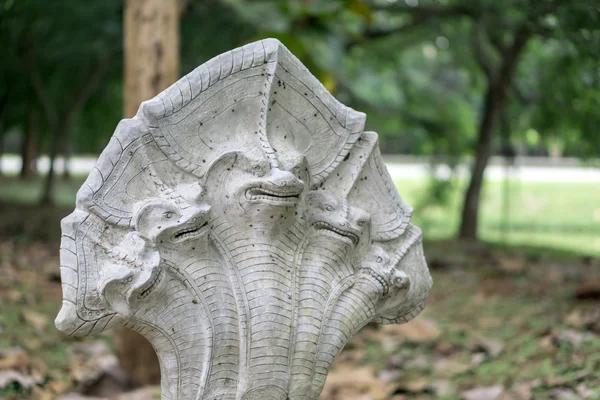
[21,310,49,333]
[552,329,598,349]
[547,387,579,399]
[498,256,526,274]
[381,317,441,343]
[544,369,590,387]
[394,377,430,394]
[335,349,365,366]
[0,369,41,390]
[67,340,131,397]
[499,383,533,400]
[575,281,600,300]
[435,340,456,355]
[576,383,596,399]
[462,385,504,400]
[472,336,505,358]
[23,337,43,351]
[432,379,456,396]
[3,289,24,302]
[380,335,404,353]
[477,317,504,329]
[117,386,161,399]
[0,347,30,371]
[47,379,71,395]
[377,369,401,382]
[565,308,600,332]
[470,352,486,366]
[31,385,56,400]
[434,358,472,378]
[321,365,391,400]
[59,393,106,400]
[402,354,429,371]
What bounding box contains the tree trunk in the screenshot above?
[33,61,108,205]
[458,28,531,240]
[458,85,501,239]
[39,126,61,205]
[20,111,39,180]
[124,0,179,118]
[0,122,4,177]
[62,142,72,181]
[0,89,10,177]
[119,0,180,386]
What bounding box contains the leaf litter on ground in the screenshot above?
[1,237,600,399]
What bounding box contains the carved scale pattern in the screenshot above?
[55,39,432,400]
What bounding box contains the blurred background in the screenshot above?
[0,0,598,399]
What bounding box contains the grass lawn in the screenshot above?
[0,174,598,398]
[0,175,598,255]
[323,241,600,399]
[0,176,84,208]
[1,237,598,399]
[394,178,600,257]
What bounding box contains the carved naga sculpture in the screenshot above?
[55,39,432,400]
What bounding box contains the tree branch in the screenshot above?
[347,15,429,48]
[0,83,12,121]
[334,78,442,133]
[488,31,509,58]
[470,23,496,81]
[24,51,58,129]
[369,2,479,18]
[362,18,426,40]
[62,56,110,129]
[511,84,534,105]
[504,26,532,73]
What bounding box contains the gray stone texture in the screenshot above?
[55,39,432,400]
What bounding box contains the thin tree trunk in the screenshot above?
[458,28,531,240]
[499,108,514,243]
[459,85,501,239]
[0,122,4,177]
[119,0,180,386]
[62,141,72,180]
[0,88,10,177]
[36,61,109,206]
[39,126,60,205]
[20,111,39,180]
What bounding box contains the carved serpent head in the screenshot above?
[306,191,371,252]
[55,39,431,400]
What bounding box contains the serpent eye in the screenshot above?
[376,256,383,263]
[251,163,269,177]
[325,205,334,212]
[357,220,365,227]
[163,211,174,219]
[122,276,133,284]
[393,275,409,289]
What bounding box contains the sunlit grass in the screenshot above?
[0,175,597,255]
[396,178,599,256]
[0,175,85,207]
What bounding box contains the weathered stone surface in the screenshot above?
[55,39,432,400]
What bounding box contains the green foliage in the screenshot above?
[0,0,123,153]
[526,39,600,156]
[219,0,600,160]
[1,0,598,160]
[181,0,258,74]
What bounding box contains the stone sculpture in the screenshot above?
[55,39,432,400]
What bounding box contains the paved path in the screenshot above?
[1,155,599,183]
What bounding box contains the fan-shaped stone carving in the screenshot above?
[55,39,432,400]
